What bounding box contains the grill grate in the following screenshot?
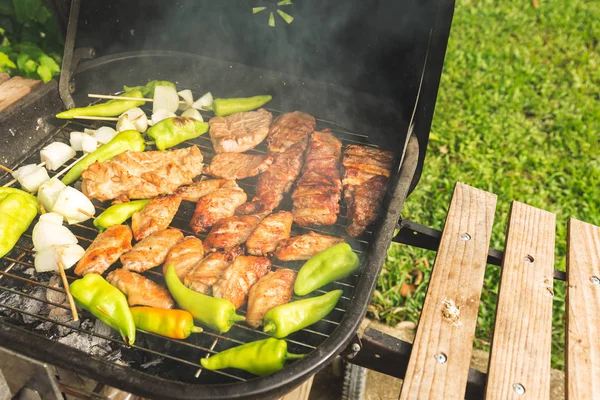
[0,100,378,385]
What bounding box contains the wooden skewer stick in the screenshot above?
[88,93,187,104]
[58,259,79,321]
[72,116,119,121]
[0,164,14,174]
[77,208,95,219]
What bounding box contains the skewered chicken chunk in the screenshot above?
[184,247,243,294]
[74,225,132,276]
[246,211,293,256]
[267,111,316,154]
[212,256,272,309]
[120,228,184,272]
[189,182,247,233]
[131,194,182,241]
[205,153,273,180]
[274,231,345,261]
[209,109,272,153]
[175,179,230,202]
[106,268,174,309]
[246,268,296,328]
[162,236,204,279]
[203,215,262,253]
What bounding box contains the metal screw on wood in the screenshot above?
[347,343,361,359]
[591,276,600,285]
[434,353,447,364]
[513,383,526,395]
[461,233,471,241]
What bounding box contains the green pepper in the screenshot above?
[130,307,202,339]
[94,199,150,231]
[165,264,244,332]
[70,274,136,345]
[123,80,176,97]
[61,130,146,185]
[0,187,41,212]
[146,117,208,150]
[200,338,303,376]
[55,90,146,119]
[209,95,272,117]
[294,243,360,296]
[0,193,38,258]
[263,290,342,338]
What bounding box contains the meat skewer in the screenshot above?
[209,109,273,153]
[176,179,230,202]
[162,236,204,279]
[106,268,174,309]
[189,181,247,233]
[131,194,182,241]
[274,231,345,261]
[120,228,184,273]
[212,255,272,309]
[246,211,293,256]
[184,247,243,294]
[203,215,262,253]
[246,268,296,329]
[74,225,132,276]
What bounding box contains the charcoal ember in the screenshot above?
[59,332,94,353]
[141,357,164,369]
[48,307,78,336]
[46,275,66,305]
[20,287,47,323]
[23,268,35,276]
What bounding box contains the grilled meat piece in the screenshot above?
[292,130,342,226]
[246,268,296,328]
[274,231,345,261]
[209,109,272,153]
[81,146,204,202]
[106,268,174,309]
[246,211,293,256]
[212,256,272,309]
[121,228,184,273]
[205,153,273,180]
[342,145,393,237]
[74,225,132,276]
[162,236,204,279]
[131,195,181,241]
[175,179,230,202]
[189,182,247,233]
[203,215,262,253]
[184,247,243,294]
[267,111,316,153]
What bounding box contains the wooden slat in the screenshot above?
[0,76,42,112]
[566,219,600,400]
[0,73,10,84]
[399,182,497,400]
[278,376,314,400]
[486,201,556,399]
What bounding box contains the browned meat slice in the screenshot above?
[246,268,296,328]
[203,215,262,253]
[74,225,132,276]
[131,195,181,241]
[209,109,272,153]
[212,256,272,309]
[205,153,273,180]
[121,228,184,272]
[246,211,293,256]
[81,146,204,202]
[189,182,247,233]
[267,111,316,153]
[184,247,243,294]
[292,130,342,226]
[342,145,393,237]
[106,268,174,309]
[175,179,230,202]
[274,231,345,261]
[162,236,204,279]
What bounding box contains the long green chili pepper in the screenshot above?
[165,264,244,332]
[130,307,202,339]
[0,187,40,212]
[146,117,208,150]
[209,95,272,117]
[55,90,146,119]
[70,274,136,345]
[94,199,151,231]
[0,192,38,258]
[294,243,360,296]
[123,80,176,97]
[263,290,342,339]
[200,338,303,376]
[61,130,146,185]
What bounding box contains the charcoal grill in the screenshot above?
[0,0,455,398]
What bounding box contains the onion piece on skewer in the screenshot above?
[121,107,148,132]
[40,142,76,171]
[181,108,204,122]
[52,186,96,224]
[37,178,66,212]
[150,109,176,125]
[81,134,99,153]
[154,85,179,113]
[35,244,85,272]
[93,126,117,144]
[178,89,194,111]
[70,131,85,151]
[192,92,213,110]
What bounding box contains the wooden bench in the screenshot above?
[398,182,599,399]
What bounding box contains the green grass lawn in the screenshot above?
[371,0,600,370]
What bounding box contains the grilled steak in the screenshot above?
[267,111,316,153]
[205,153,273,180]
[246,268,296,329]
[342,145,393,237]
[184,247,243,294]
[189,181,247,233]
[162,236,204,279]
[175,179,230,202]
[274,231,345,261]
[291,130,342,226]
[131,195,181,241]
[120,228,184,273]
[212,255,272,309]
[209,109,272,153]
[81,146,204,202]
[106,268,174,309]
[74,225,132,276]
[203,215,262,253]
[246,211,293,256]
